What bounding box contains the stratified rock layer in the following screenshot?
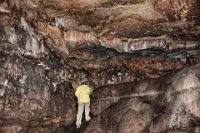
[0,0,200,132]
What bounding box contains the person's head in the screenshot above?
[81,79,89,85]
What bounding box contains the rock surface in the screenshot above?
[0,0,200,132]
[85,64,200,133]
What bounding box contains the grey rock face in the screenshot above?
[84,64,200,133]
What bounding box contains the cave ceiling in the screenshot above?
[0,0,200,85]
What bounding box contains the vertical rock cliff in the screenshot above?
[0,0,200,132]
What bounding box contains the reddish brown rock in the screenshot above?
[0,0,200,132]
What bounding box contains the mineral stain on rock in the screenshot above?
[0,0,200,132]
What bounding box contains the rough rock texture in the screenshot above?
[0,0,200,132]
[85,64,200,133]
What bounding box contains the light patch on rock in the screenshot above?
[20,75,28,85]
[0,89,5,97]
[55,17,65,28]
[21,17,44,57]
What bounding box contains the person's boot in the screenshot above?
[86,116,91,122]
[76,124,81,128]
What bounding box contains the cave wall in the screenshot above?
[0,0,200,132]
[86,64,200,133]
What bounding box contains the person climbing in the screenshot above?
[75,79,92,128]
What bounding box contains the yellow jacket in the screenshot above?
[75,84,91,103]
